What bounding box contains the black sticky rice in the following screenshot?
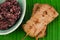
[0,0,21,30]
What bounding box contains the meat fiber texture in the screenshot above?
[22,3,59,40]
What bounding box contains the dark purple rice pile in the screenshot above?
[0,0,21,30]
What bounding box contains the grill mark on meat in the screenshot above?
[22,4,59,40]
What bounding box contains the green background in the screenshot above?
[0,0,60,40]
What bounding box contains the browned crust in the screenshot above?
[22,3,59,40]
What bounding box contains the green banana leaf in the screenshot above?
[0,0,60,40]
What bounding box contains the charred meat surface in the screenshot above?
[22,3,59,40]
